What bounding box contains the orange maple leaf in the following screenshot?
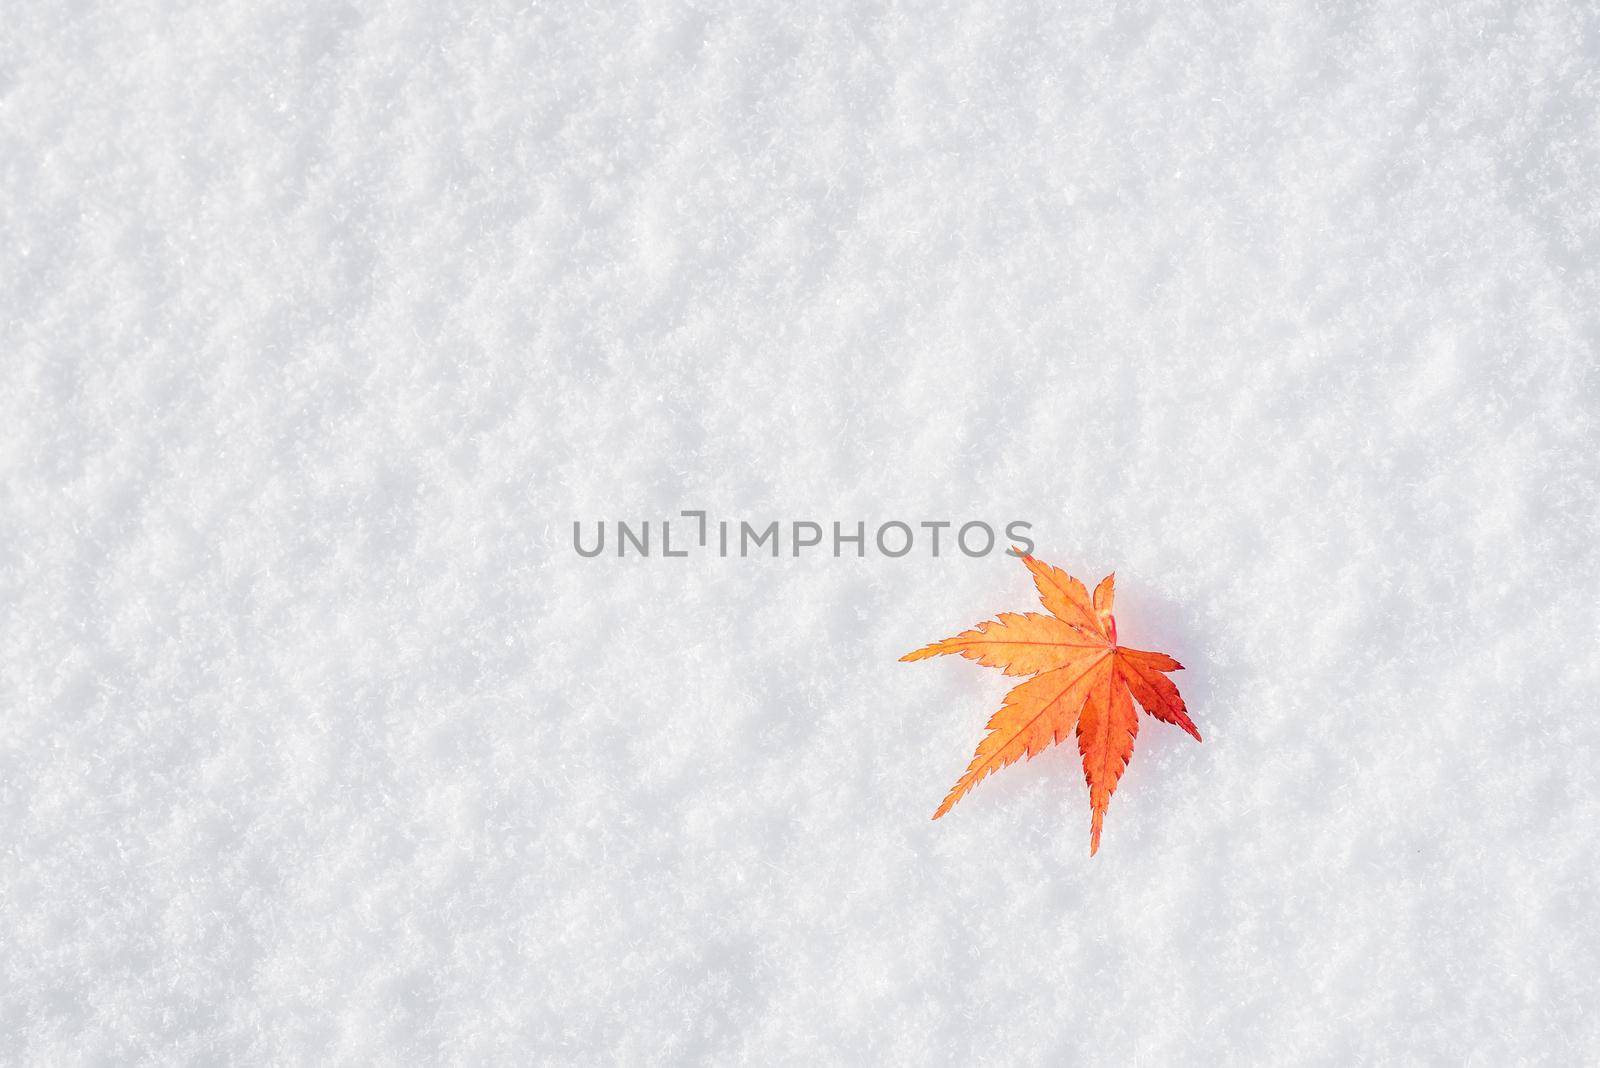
[902,553,1200,855]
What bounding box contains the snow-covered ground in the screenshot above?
[4,1,1599,1062]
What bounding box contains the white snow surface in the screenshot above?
[4,1,1600,1063]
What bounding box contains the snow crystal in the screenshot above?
[3,1,1597,1061]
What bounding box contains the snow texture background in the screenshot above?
[4,1,1599,1063]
